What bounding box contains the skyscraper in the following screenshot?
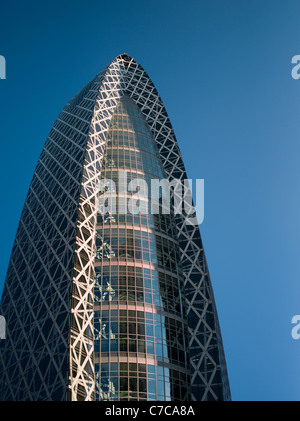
[0,54,230,401]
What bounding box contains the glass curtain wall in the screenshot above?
[94,96,191,401]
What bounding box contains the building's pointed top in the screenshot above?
[116,53,136,68]
[117,53,133,60]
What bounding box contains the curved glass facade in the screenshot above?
[0,54,230,402]
[94,96,191,401]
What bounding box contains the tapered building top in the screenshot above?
[0,55,230,401]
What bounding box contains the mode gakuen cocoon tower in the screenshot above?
[0,54,230,401]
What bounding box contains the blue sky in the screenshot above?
[1,0,300,401]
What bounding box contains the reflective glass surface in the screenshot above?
[94,96,190,401]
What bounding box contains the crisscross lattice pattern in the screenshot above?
[0,54,230,401]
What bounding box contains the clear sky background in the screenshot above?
[0,0,300,401]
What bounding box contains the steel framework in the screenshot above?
[0,54,230,401]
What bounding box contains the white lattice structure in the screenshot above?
[0,54,230,401]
